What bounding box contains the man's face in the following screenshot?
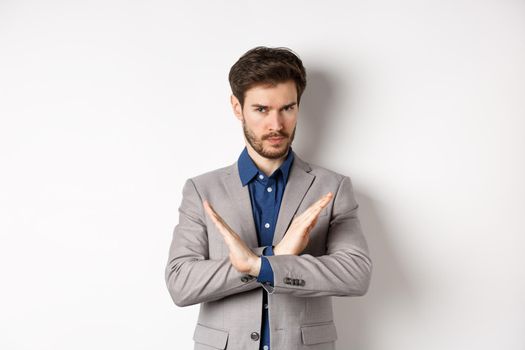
[231,80,298,160]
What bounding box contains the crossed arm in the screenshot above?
[165,176,372,307]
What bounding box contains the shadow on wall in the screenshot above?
[296,68,337,161]
[333,192,418,349]
[298,68,419,349]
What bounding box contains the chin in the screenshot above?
[264,144,290,158]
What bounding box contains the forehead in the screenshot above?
[244,80,297,105]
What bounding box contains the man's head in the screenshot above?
[229,46,307,160]
[229,46,307,109]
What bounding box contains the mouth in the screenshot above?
[267,136,285,144]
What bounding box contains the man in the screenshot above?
[165,46,372,350]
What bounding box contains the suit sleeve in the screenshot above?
[165,178,267,307]
[262,176,372,297]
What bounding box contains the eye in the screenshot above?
[283,105,295,111]
[255,106,267,113]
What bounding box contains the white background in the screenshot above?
[1,1,524,349]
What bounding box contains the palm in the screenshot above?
[203,200,259,275]
[275,192,332,255]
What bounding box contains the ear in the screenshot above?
[230,94,243,121]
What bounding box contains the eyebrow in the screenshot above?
[251,102,297,110]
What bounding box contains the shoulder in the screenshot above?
[295,154,350,187]
[184,162,235,188]
[309,162,346,181]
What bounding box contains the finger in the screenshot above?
[311,192,333,211]
[203,200,221,225]
[319,192,333,206]
[294,198,327,227]
[295,192,333,228]
[306,218,318,233]
[204,200,227,226]
[203,201,229,234]
[203,200,239,240]
[301,192,333,219]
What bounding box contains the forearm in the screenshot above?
[165,246,267,307]
[262,248,372,297]
[261,175,372,297]
[166,178,269,306]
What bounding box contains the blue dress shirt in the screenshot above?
[237,145,295,350]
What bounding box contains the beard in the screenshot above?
[242,118,296,160]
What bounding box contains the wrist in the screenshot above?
[273,245,284,255]
[249,256,262,277]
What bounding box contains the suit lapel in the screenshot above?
[222,152,315,248]
[223,165,259,248]
[272,154,315,245]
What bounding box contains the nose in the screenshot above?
[268,110,284,132]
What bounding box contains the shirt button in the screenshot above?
[263,346,269,350]
[264,303,268,309]
[251,332,260,341]
[267,187,272,192]
[264,223,270,228]
[259,174,264,179]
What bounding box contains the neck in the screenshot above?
[245,143,289,177]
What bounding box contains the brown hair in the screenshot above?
[228,46,307,108]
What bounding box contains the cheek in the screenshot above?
[244,117,265,135]
[285,117,297,129]
[243,111,261,124]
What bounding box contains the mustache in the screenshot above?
[263,132,287,140]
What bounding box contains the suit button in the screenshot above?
[299,279,305,286]
[251,331,260,341]
[241,276,250,282]
[283,277,292,284]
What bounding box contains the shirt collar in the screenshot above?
[237,146,295,186]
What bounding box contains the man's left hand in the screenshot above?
[203,200,261,277]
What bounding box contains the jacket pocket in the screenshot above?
[192,323,229,349]
[300,321,338,345]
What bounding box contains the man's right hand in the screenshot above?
[274,192,334,256]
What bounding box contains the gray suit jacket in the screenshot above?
[165,152,372,350]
